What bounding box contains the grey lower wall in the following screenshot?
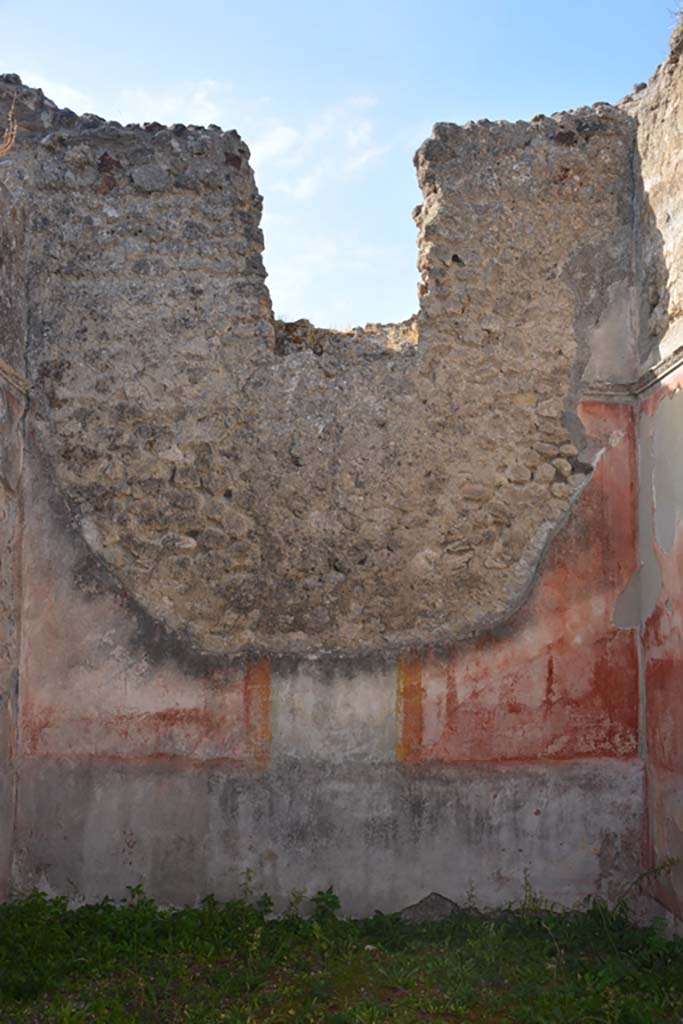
[12,757,643,915]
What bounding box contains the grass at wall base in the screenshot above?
[1,874,682,1024]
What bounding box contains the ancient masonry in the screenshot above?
[0,19,681,925]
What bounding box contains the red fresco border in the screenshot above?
[397,400,640,765]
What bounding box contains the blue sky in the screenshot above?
[0,0,677,327]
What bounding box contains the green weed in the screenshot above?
[0,884,681,1023]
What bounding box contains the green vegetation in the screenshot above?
[1,885,682,1023]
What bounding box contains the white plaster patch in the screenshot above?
[269,661,397,763]
[653,387,683,553]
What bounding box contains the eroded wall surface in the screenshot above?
[397,401,639,766]
[0,184,27,897]
[3,14,683,913]
[624,21,683,927]
[10,393,644,911]
[637,367,683,925]
[12,425,643,910]
[0,77,637,657]
[624,18,683,369]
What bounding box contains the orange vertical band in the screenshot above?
[397,656,423,762]
[245,657,271,765]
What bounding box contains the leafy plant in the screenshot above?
[0,881,682,1023]
[311,887,341,921]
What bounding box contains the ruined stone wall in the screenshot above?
[10,388,643,912]
[0,77,637,658]
[3,15,683,915]
[624,18,683,369]
[619,20,683,926]
[0,183,27,897]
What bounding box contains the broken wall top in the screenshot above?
[0,21,678,658]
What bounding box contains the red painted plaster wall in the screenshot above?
[18,438,272,768]
[641,373,683,922]
[398,400,640,766]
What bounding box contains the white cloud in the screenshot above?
[273,168,328,200]
[342,145,387,173]
[114,80,229,127]
[251,96,386,200]
[250,122,300,164]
